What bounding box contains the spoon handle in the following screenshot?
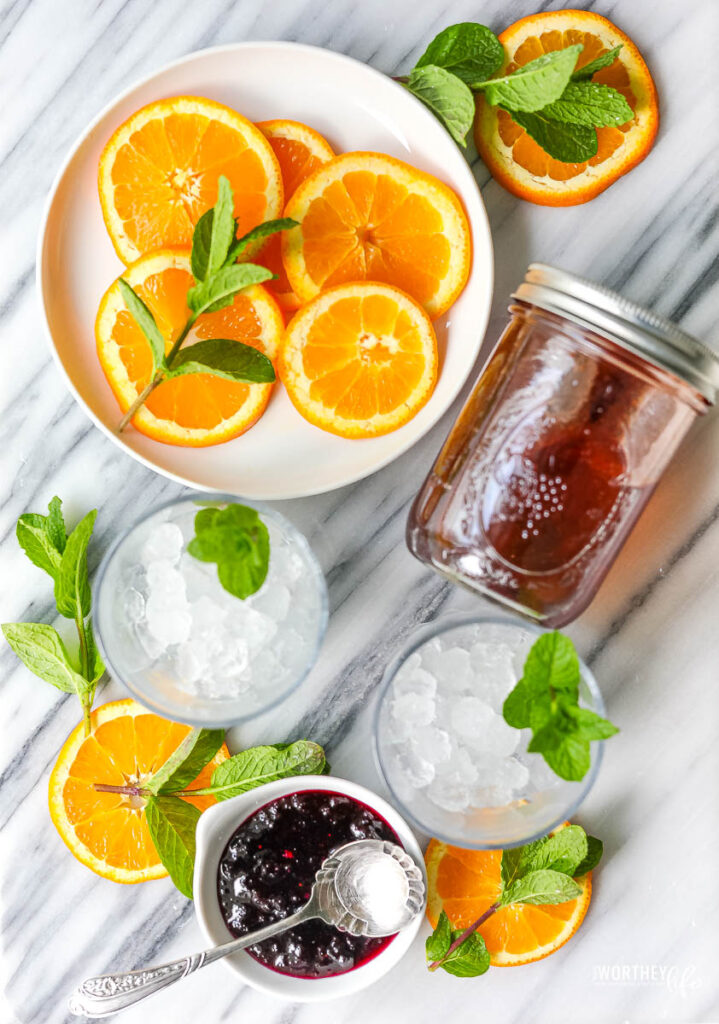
[68,905,315,1018]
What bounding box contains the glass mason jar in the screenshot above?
[407,264,719,627]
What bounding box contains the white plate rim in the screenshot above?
[36,40,494,500]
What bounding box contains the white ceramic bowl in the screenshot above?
[37,41,493,500]
[193,775,426,1001]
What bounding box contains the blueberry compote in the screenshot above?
[217,789,400,978]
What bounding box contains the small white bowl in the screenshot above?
[193,775,426,1002]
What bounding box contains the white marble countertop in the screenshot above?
[1,0,718,1022]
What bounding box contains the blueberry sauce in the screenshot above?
[217,789,401,978]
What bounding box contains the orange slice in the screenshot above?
[425,833,592,966]
[256,119,335,312]
[282,152,471,318]
[98,96,284,263]
[474,10,658,206]
[48,699,229,884]
[95,249,283,446]
[279,281,438,439]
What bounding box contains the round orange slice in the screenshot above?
[282,152,471,319]
[425,834,592,966]
[95,249,283,446]
[98,96,284,263]
[279,281,438,439]
[256,119,335,312]
[48,699,229,884]
[474,10,658,206]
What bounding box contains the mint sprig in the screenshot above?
[187,503,270,600]
[116,176,296,433]
[427,824,602,976]
[2,498,104,733]
[95,733,328,898]
[503,631,618,782]
[404,22,631,162]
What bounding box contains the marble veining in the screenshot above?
[1,1,718,1022]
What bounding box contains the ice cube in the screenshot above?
[427,773,470,812]
[230,606,277,654]
[522,752,561,791]
[471,785,515,809]
[469,642,517,708]
[431,647,473,694]
[191,595,228,634]
[475,756,530,793]
[134,622,166,661]
[269,540,304,583]
[124,588,145,624]
[393,667,437,700]
[250,648,284,690]
[393,743,435,789]
[176,642,205,684]
[449,697,495,743]
[146,561,187,603]
[413,725,452,765]
[391,692,435,727]
[437,745,479,785]
[180,553,218,599]
[140,522,183,565]
[145,594,192,645]
[480,713,521,757]
[250,583,291,621]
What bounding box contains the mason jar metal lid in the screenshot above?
[512,263,719,404]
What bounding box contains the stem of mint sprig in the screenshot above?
[403,22,632,161]
[427,824,603,976]
[2,498,104,735]
[116,175,297,433]
[503,631,618,782]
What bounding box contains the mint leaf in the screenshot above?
[572,45,622,81]
[515,825,588,878]
[207,175,235,278]
[426,909,452,962]
[500,846,523,888]
[475,45,582,112]
[564,704,619,740]
[144,796,199,899]
[510,110,598,162]
[529,717,591,781]
[147,727,225,795]
[1,622,89,695]
[406,65,475,147]
[54,510,97,621]
[542,81,633,127]
[523,631,581,697]
[188,504,270,600]
[118,279,166,373]
[227,218,298,264]
[208,740,326,800]
[85,619,105,685]
[501,868,582,906]
[16,497,67,580]
[574,835,603,876]
[415,23,504,86]
[167,338,276,384]
[502,678,532,728]
[187,263,274,316]
[440,930,490,978]
[190,209,215,282]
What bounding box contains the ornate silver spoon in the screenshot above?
[68,838,425,1017]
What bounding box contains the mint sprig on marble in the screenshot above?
[2,497,104,734]
[403,22,632,159]
[116,175,297,433]
[427,824,603,977]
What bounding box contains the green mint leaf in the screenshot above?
[186,263,274,316]
[425,910,452,962]
[2,622,89,695]
[523,631,581,697]
[406,65,475,147]
[415,22,504,86]
[440,930,490,978]
[572,45,622,81]
[144,796,199,899]
[118,279,166,373]
[16,496,67,580]
[510,110,598,162]
[226,218,299,264]
[190,209,215,282]
[542,81,633,127]
[206,175,235,278]
[515,825,588,878]
[166,338,276,384]
[475,45,582,112]
[187,504,270,600]
[147,727,225,795]
[85,619,105,685]
[563,704,620,740]
[502,678,532,729]
[500,846,523,889]
[54,510,97,620]
[529,717,592,781]
[208,740,326,800]
[501,868,583,906]
[574,835,603,876]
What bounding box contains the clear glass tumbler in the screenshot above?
[93,494,328,726]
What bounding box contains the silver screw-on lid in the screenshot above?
[512,263,719,404]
